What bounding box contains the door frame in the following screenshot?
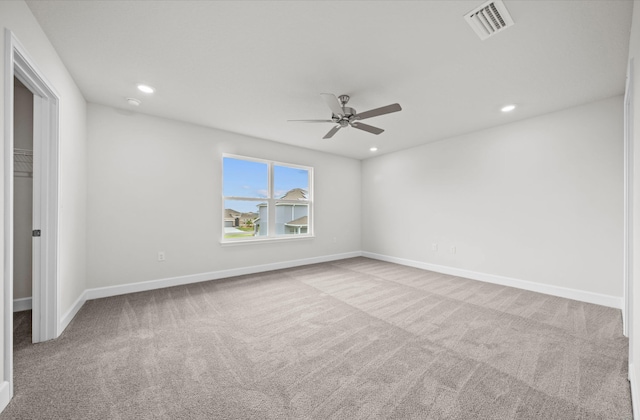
[624,58,634,340]
[3,29,60,399]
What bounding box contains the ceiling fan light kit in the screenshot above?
[289,93,402,139]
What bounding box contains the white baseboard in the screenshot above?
[12,297,31,312]
[85,251,363,301]
[630,363,639,419]
[56,252,360,337]
[58,250,622,339]
[58,291,87,337]
[362,252,623,309]
[0,381,10,413]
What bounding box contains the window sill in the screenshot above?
[220,235,315,246]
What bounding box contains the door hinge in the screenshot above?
[32,230,41,237]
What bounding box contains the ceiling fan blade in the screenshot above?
[320,93,345,117]
[351,122,384,135]
[288,119,335,123]
[323,125,341,139]
[356,103,402,120]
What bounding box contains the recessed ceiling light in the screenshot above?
[137,84,155,94]
[501,104,516,112]
[370,147,378,152]
[126,98,141,106]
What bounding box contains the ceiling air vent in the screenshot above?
[464,0,514,40]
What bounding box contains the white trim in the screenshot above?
[3,29,16,400]
[59,252,360,331]
[7,30,60,344]
[0,381,10,413]
[59,291,87,334]
[220,235,315,246]
[624,58,634,337]
[85,252,362,301]
[67,250,626,325]
[3,29,62,409]
[362,252,623,309]
[630,363,640,419]
[12,298,32,313]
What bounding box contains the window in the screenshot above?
[222,155,313,242]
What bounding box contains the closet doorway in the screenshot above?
[4,31,61,402]
[12,78,34,340]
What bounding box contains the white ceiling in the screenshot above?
[26,0,633,160]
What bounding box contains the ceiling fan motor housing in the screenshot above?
[333,106,357,125]
[344,106,356,116]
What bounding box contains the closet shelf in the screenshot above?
[14,148,33,177]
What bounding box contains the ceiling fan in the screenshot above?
[289,93,402,139]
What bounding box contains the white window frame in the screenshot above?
[221,154,314,244]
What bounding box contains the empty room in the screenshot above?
[1,0,640,418]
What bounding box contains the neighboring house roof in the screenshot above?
[285,216,308,226]
[224,209,241,218]
[280,188,307,200]
[256,188,308,207]
[223,209,258,221]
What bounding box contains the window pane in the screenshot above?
[223,200,264,239]
[223,157,268,198]
[274,165,309,200]
[275,203,309,236]
[221,156,312,242]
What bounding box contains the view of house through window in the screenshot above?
[222,156,312,241]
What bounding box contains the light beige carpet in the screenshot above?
[1,257,631,419]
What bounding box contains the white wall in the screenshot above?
[0,0,88,386]
[86,104,361,289]
[362,96,623,300]
[13,79,32,301]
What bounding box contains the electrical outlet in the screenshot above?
[333,237,337,243]
[432,243,438,251]
[450,246,456,254]
[158,251,166,262]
